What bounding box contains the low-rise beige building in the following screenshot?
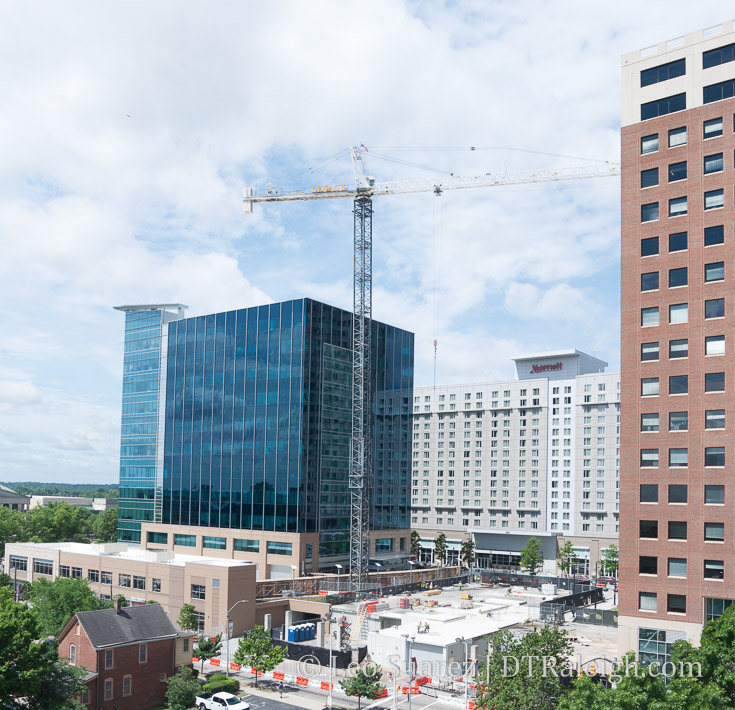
[4,541,257,636]
[0,483,30,511]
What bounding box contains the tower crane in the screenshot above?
[243,146,620,592]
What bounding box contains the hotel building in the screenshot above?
[412,350,620,574]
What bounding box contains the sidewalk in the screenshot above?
[239,676,329,710]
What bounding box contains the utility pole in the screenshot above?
[225,599,249,677]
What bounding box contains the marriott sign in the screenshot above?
[531,362,563,374]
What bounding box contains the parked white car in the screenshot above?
[196,691,250,710]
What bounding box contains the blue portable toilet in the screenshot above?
[309,623,316,639]
[288,626,295,642]
[296,625,304,642]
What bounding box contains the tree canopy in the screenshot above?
[30,577,109,637]
[0,587,85,709]
[520,536,544,575]
[233,625,287,686]
[339,665,385,710]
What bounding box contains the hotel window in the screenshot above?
[704,153,724,173]
[704,116,724,137]
[705,522,725,541]
[705,298,725,318]
[706,335,725,355]
[641,236,659,256]
[669,196,687,217]
[641,134,659,154]
[704,81,735,104]
[669,558,687,577]
[641,58,685,86]
[641,342,659,361]
[668,594,687,614]
[669,303,688,323]
[668,126,687,147]
[669,485,688,504]
[669,449,688,468]
[705,410,725,429]
[704,189,725,210]
[640,484,658,502]
[669,521,687,540]
[705,225,725,246]
[705,447,725,467]
[704,560,725,579]
[641,413,659,432]
[640,449,659,467]
[641,167,659,188]
[641,378,659,396]
[641,93,686,120]
[669,375,688,395]
[704,42,735,68]
[639,592,657,611]
[669,231,687,252]
[705,485,725,505]
[641,202,659,222]
[705,372,725,391]
[669,339,688,359]
[669,411,688,431]
[668,161,687,182]
[641,272,659,291]
[640,520,658,539]
[639,556,658,575]
[669,267,687,287]
[641,306,659,326]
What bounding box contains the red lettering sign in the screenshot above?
[531,362,563,374]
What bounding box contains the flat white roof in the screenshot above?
[10,541,251,568]
[512,349,606,364]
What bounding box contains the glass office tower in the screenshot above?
[114,304,187,542]
[118,298,413,561]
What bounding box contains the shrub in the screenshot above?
[203,673,241,694]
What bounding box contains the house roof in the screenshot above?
[74,604,180,649]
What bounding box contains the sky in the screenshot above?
[0,1,727,483]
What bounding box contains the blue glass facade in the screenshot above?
[160,298,413,558]
[117,310,164,542]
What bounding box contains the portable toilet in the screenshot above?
[288,626,295,642]
[309,623,316,640]
[296,625,305,642]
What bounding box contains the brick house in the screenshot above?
[57,598,193,710]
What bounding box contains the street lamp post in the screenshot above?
[291,565,297,595]
[456,637,469,710]
[402,634,415,710]
[225,599,249,677]
[335,563,343,593]
[408,559,416,588]
[374,562,382,590]
[324,612,334,709]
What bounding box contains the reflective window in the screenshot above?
[703,42,735,69]
[641,272,659,291]
[705,225,724,246]
[640,484,658,502]
[641,58,685,86]
[668,483,687,501]
[641,167,659,188]
[704,153,724,173]
[705,298,725,318]
[704,189,725,210]
[669,339,688,359]
[669,267,687,287]
[669,375,688,395]
[669,231,687,252]
[641,342,659,361]
[668,161,687,182]
[668,126,687,148]
[641,236,659,256]
[705,485,725,504]
[705,262,725,282]
[641,93,686,120]
[641,413,659,432]
[669,411,688,431]
[642,307,659,326]
[705,372,725,392]
[641,134,659,154]
[641,202,659,222]
[705,410,725,429]
[669,196,688,217]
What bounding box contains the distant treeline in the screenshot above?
[1,482,119,498]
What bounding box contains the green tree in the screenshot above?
[25,503,92,544]
[460,538,476,569]
[475,626,572,710]
[165,665,202,710]
[178,603,199,632]
[557,540,576,577]
[0,587,85,709]
[195,633,222,673]
[434,533,447,566]
[91,506,118,543]
[520,536,544,576]
[410,530,421,557]
[0,572,13,589]
[233,625,287,686]
[339,665,385,710]
[30,577,108,637]
[600,544,619,577]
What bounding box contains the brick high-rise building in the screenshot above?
[620,20,735,660]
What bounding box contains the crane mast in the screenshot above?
[243,147,620,592]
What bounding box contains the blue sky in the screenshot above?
[0,1,725,483]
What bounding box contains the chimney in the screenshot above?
[113,596,122,614]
